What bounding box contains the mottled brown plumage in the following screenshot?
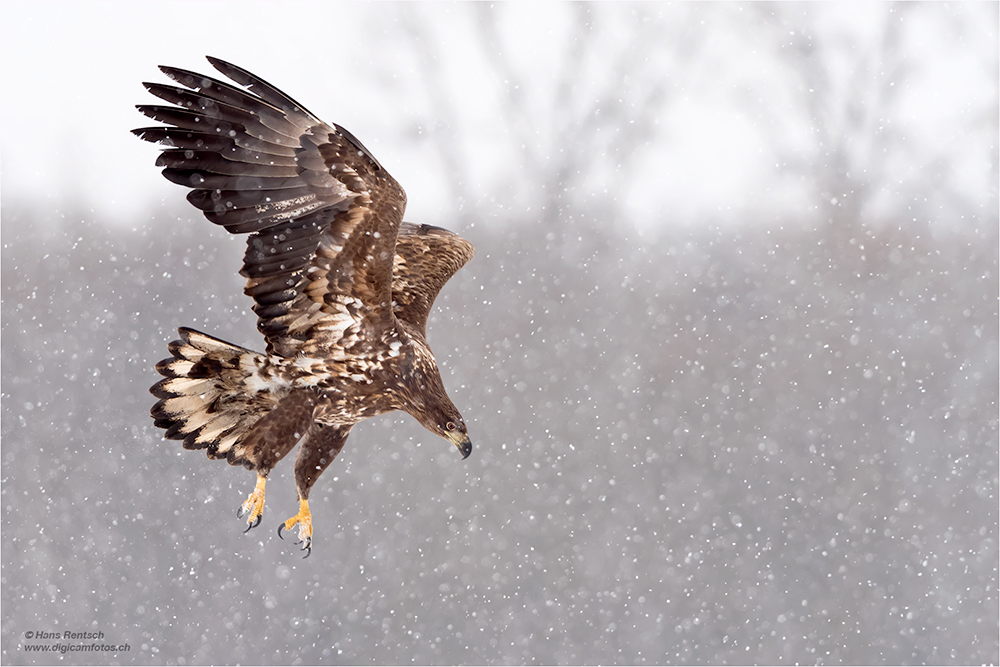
[140,57,474,556]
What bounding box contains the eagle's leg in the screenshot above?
[236,473,267,531]
[229,389,321,533]
[278,498,313,556]
[278,423,352,557]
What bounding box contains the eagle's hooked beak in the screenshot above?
[449,431,473,459]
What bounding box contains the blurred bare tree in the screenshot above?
[745,3,999,231]
[396,3,699,226]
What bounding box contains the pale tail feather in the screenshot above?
[150,327,281,467]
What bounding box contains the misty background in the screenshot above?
[2,2,997,664]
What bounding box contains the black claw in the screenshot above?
[243,514,261,533]
[277,523,310,556]
[236,505,245,519]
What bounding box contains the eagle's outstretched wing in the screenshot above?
[392,223,475,334]
[134,57,406,358]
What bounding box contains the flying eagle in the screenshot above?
[137,57,474,557]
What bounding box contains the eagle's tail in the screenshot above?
[150,327,276,465]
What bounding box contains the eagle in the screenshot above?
[137,57,474,557]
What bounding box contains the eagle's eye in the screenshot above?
[446,421,457,432]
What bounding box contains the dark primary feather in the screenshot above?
[201,56,319,121]
[134,56,407,358]
[202,57,385,172]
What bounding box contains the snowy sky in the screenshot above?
[1,1,996,232]
[2,6,996,662]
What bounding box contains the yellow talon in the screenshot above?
[237,474,267,532]
[278,498,312,557]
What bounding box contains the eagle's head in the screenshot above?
[442,415,472,459]
[418,401,471,459]
[402,364,472,459]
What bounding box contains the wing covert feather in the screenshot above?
[392,223,475,334]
